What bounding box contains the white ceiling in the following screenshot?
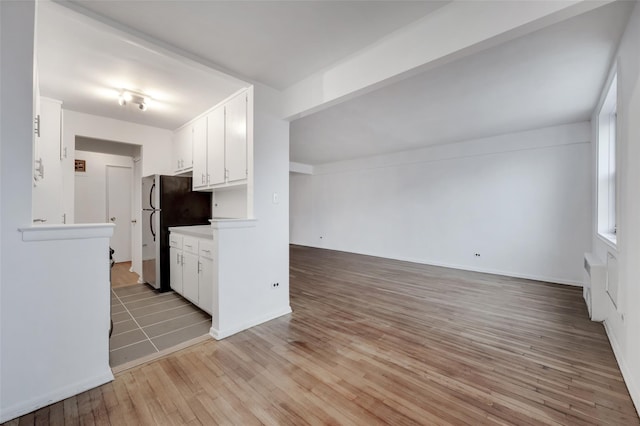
[37,1,248,130]
[65,0,450,90]
[290,1,632,165]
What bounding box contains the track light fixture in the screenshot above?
[118,90,150,111]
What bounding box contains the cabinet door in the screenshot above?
[225,93,247,183]
[206,107,225,186]
[182,125,193,170]
[172,126,190,172]
[169,247,183,295]
[182,252,199,304]
[192,117,208,189]
[198,257,214,315]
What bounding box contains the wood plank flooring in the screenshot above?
[5,245,638,425]
[111,262,141,288]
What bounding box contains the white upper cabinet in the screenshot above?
[172,125,193,173]
[207,106,225,186]
[192,115,208,189]
[225,93,248,183]
[174,88,250,192]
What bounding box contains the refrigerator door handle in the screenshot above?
[150,182,156,210]
[150,210,156,242]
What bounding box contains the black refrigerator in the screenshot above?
[142,175,211,292]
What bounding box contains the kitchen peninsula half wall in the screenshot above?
[170,219,291,340]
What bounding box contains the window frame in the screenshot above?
[596,70,618,247]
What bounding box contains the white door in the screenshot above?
[107,165,132,263]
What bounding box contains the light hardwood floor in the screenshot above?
[111,261,141,288]
[5,245,639,425]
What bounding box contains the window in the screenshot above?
[597,73,617,245]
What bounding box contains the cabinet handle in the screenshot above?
[201,173,205,184]
[34,158,44,180]
[34,115,41,137]
[207,174,210,184]
[33,218,47,223]
[202,249,211,253]
[181,254,184,265]
[198,261,202,273]
[177,252,181,264]
[177,160,180,169]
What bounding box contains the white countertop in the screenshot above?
[168,225,213,239]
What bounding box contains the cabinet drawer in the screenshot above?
[199,240,215,259]
[182,236,199,254]
[169,233,183,249]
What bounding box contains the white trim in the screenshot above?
[19,223,115,241]
[603,321,640,416]
[597,232,618,251]
[210,306,292,340]
[0,370,114,423]
[169,225,213,239]
[289,162,314,175]
[290,243,582,287]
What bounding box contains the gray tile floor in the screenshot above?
[110,284,211,367]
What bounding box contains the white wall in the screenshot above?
[590,2,640,413]
[1,2,114,422]
[62,110,173,224]
[290,122,592,285]
[212,188,247,219]
[74,151,133,224]
[210,83,291,338]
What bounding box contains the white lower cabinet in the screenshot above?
[169,247,183,294]
[169,231,215,315]
[198,241,215,315]
[182,252,199,304]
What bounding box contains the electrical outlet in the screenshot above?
[474,253,481,257]
[271,282,280,288]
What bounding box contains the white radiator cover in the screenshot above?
[583,253,607,321]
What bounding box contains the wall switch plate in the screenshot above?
[272,192,279,204]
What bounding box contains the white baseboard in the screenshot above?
[210,306,293,340]
[603,320,640,417]
[290,243,582,287]
[0,369,114,423]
